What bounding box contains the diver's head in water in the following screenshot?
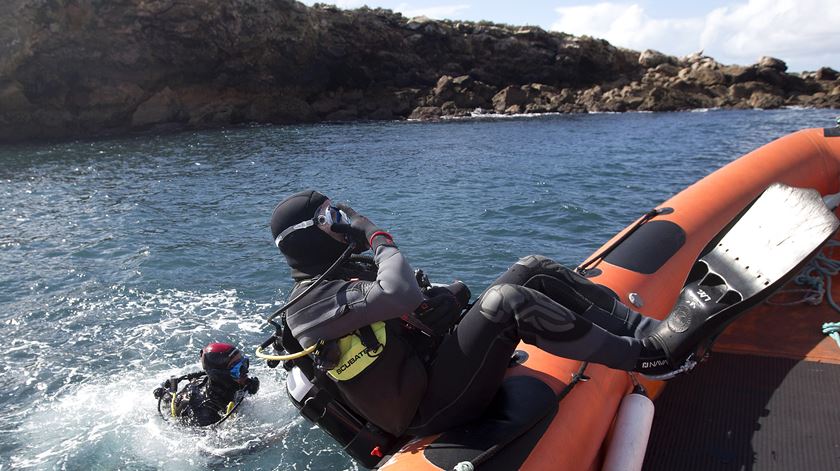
[201,342,251,387]
[153,342,259,427]
[270,190,351,280]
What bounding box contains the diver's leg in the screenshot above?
[409,280,669,436]
[496,255,658,338]
[481,283,650,370]
[407,301,519,436]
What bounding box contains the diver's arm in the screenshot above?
[288,243,424,347]
[288,204,424,345]
[315,244,423,336]
[328,203,424,323]
[356,243,425,321]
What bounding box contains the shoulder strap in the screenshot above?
[357,324,381,351]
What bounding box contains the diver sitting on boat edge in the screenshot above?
[264,190,694,443]
[153,342,260,427]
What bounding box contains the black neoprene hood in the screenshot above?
[270,189,348,280]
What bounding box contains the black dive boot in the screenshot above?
[640,183,839,379]
[636,270,736,379]
[633,337,680,377]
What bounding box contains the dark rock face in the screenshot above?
[1,1,838,142]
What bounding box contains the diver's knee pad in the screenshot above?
[515,254,551,269]
[515,255,576,281]
[478,283,528,324]
[512,288,593,343]
[481,284,593,343]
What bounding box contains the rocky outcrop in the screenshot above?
[408,74,496,119]
[409,51,839,116]
[0,1,838,142]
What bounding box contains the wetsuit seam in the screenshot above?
[610,299,631,327]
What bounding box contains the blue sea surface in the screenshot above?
[0,109,837,470]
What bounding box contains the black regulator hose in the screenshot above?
[265,242,357,325]
[258,242,358,362]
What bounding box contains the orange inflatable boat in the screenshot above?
[377,126,840,470]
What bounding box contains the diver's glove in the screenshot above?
[246,377,260,395]
[153,373,203,399]
[415,282,471,335]
[332,203,395,251]
[153,377,176,398]
[415,292,460,336]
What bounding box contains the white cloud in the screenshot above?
[700,0,840,70]
[551,3,703,55]
[551,0,840,71]
[395,3,471,19]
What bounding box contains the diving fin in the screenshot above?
[645,183,840,379]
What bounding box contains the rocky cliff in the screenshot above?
[1,0,838,142]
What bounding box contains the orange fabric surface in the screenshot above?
[714,276,840,364]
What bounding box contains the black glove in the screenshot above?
[442,280,471,309]
[246,377,260,395]
[331,203,395,251]
[415,288,462,336]
[154,376,178,398]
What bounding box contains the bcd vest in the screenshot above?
[326,321,387,381]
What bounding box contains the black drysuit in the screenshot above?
[172,376,240,427]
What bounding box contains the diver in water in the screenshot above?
[153,342,260,427]
[265,190,686,441]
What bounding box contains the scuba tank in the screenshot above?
[257,245,399,467]
[286,365,398,468]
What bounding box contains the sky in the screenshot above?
[300,0,840,72]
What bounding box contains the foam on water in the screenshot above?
[12,366,299,469]
[3,284,310,470]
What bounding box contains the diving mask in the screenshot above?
[274,200,350,247]
[229,357,249,380]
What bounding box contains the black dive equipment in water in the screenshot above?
[153,372,252,427]
[154,343,259,427]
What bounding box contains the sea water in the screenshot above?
[1,109,837,470]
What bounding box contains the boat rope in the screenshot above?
[766,239,840,348]
[577,208,670,276]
